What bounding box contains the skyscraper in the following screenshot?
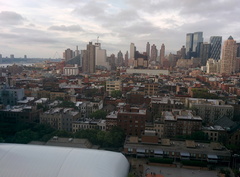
[193,32,203,52]
[82,42,96,73]
[75,46,80,57]
[117,51,123,67]
[146,42,150,59]
[160,43,165,65]
[199,42,211,66]
[95,42,109,69]
[150,44,158,62]
[210,36,222,60]
[124,51,128,67]
[236,43,240,57]
[63,48,74,61]
[186,32,203,59]
[221,36,238,74]
[130,43,136,59]
[186,33,193,55]
[180,45,186,59]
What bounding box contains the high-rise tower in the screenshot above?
[130,43,136,59]
[117,51,124,67]
[82,42,96,73]
[220,36,238,74]
[186,32,203,59]
[199,42,211,66]
[124,51,128,67]
[150,44,158,62]
[95,42,109,69]
[210,36,222,60]
[63,48,74,61]
[186,33,193,57]
[193,32,203,52]
[146,42,150,59]
[160,43,165,65]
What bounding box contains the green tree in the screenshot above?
[109,126,125,148]
[190,131,208,141]
[12,129,38,144]
[90,110,107,119]
[85,88,97,97]
[191,88,219,99]
[111,90,122,98]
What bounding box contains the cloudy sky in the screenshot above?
[0,0,239,58]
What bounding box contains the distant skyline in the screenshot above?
[0,0,240,58]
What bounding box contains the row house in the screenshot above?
[40,108,80,132]
[150,97,184,118]
[162,109,202,138]
[185,98,234,124]
[72,118,106,133]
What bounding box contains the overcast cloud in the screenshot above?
[0,0,239,58]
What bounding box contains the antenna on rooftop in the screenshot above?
[97,36,99,43]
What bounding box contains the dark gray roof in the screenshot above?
[228,36,233,40]
[214,116,237,130]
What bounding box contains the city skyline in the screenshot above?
[1,0,240,58]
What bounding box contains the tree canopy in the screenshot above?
[90,110,107,119]
[111,90,122,98]
[192,88,219,99]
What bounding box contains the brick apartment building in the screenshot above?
[117,104,147,136]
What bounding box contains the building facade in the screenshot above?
[150,44,158,62]
[40,108,80,132]
[130,43,136,60]
[117,104,147,136]
[210,36,222,60]
[160,43,165,65]
[106,79,122,95]
[82,42,96,73]
[63,64,79,76]
[220,36,238,74]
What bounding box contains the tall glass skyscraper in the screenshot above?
[193,32,203,52]
[186,33,193,54]
[186,32,203,59]
[210,36,222,60]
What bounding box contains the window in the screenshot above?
[128,148,133,152]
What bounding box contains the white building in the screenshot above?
[0,144,129,177]
[95,43,110,69]
[130,43,135,59]
[72,119,106,132]
[206,58,220,74]
[63,64,79,76]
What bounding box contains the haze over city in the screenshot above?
[1,0,240,58]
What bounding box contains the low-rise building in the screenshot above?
[150,97,184,119]
[106,111,118,131]
[72,118,106,133]
[0,84,24,106]
[40,108,80,132]
[185,98,234,124]
[63,64,79,76]
[162,109,202,138]
[124,137,231,165]
[203,125,227,142]
[106,79,122,95]
[0,105,42,125]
